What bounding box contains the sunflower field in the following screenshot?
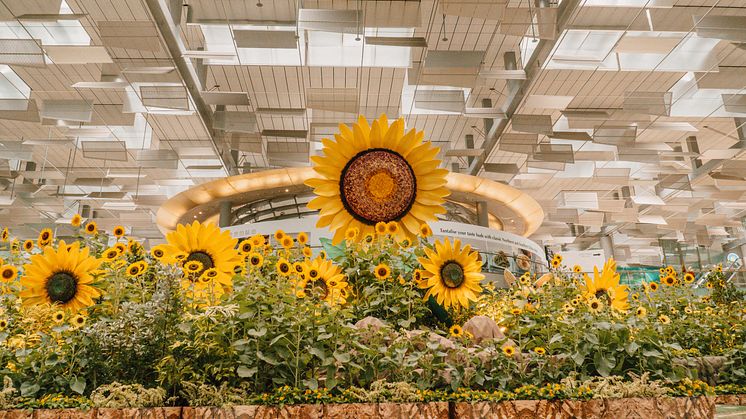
[0,220,744,410]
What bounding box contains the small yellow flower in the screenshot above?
[510,307,522,315]
[296,290,306,299]
[274,229,285,242]
[0,318,7,330]
[649,282,659,292]
[502,345,516,357]
[683,272,695,284]
[658,314,671,325]
[248,252,264,268]
[250,234,265,247]
[588,298,603,314]
[277,258,292,276]
[373,263,391,280]
[344,227,359,241]
[238,239,253,254]
[419,224,433,237]
[386,221,399,235]
[38,228,53,247]
[112,225,126,238]
[1,265,18,282]
[449,325,463,338]
[375,222,387,235]
[302,246,313,258]
[573,265,582,273]
[150,245,168,260]
[71,314,86,328]
[533,347,546,355]
[184,260,203,274]
[662,275,676,286]
[71,214,82,227]
[290,262,303,275]
[102,248,119,261]
[52,310,65,324]
[23,240,34,252]
[297,232,309,245]
[85,221,98,235]
[281,236,294,249]
[126,263,143,277]
[636,306,647,318]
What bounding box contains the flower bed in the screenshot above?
[0,396,720,419]
[1,116,745,415]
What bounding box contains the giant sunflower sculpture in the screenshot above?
[418,238,484,310]
[296,257,349,306]
[581,258,629,312]
[20,240,102,312]
[306,115,449,243]
[163,221,241,289]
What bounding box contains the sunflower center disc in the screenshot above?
[2,269,13,280]
[187,251,214,273]
[46,271,78,304]
[441,261,465,288]
[340,149,416,225]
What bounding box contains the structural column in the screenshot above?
[476,201,489,228]
[219,201,232,227]
[600,235,614,260]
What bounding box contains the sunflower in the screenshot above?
[683,272,695,284]
[295,257,349,306]
[658,314,671,325]
[533,347,546,356]
[277,258,292,276]
[71,214,82,227]
[0,319,7,330]
[1,227,9,241]
[302,247,313,258]
[162,221,241,288]
[112,225,125,238]
[449,325,463,338]
[250,235,265,247]
[38,228,53,247]
[184,260,203,274]
[419,224,433,237]
[85,221,98,235]
[19,240,102,312]
[150,245,168,261]
[281,236,294,249]
[375,222,387,235]
[238,239,253,254]
[23,240,34,252]
[248,252,264,268]
[274,230,285,242]
[418,238,483,310]
[684,306,693,314]
[1,265,18,282]
[502,345,516,357]
[135,260,148,273]
[71,314,86,328]
[588,298,603,313]
[649,282,659,292]
[52,310,65,324]
[293,262,304,275]
[373,263,391,280]
[306,115,449,244]
[386,221,399,236]
[102,248,119,261]
[581,258,629,312]
[126,263,143,277]
[551,254,562,269]
[344,227,359,241]
[573,265,582,273]
[297,232,309,245]
[715,265,723,273]
[662,275,677,286]
[563,303,575,314]
[636,306,647,318]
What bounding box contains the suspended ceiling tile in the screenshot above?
[98,20,162,52]
[44,46,113,64]
[233,29,298,49]
[40,99,94,122]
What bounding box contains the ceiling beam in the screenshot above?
[144,0,238,176]
[468,0,582,176]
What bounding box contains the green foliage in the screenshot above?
[89,382,166,408]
